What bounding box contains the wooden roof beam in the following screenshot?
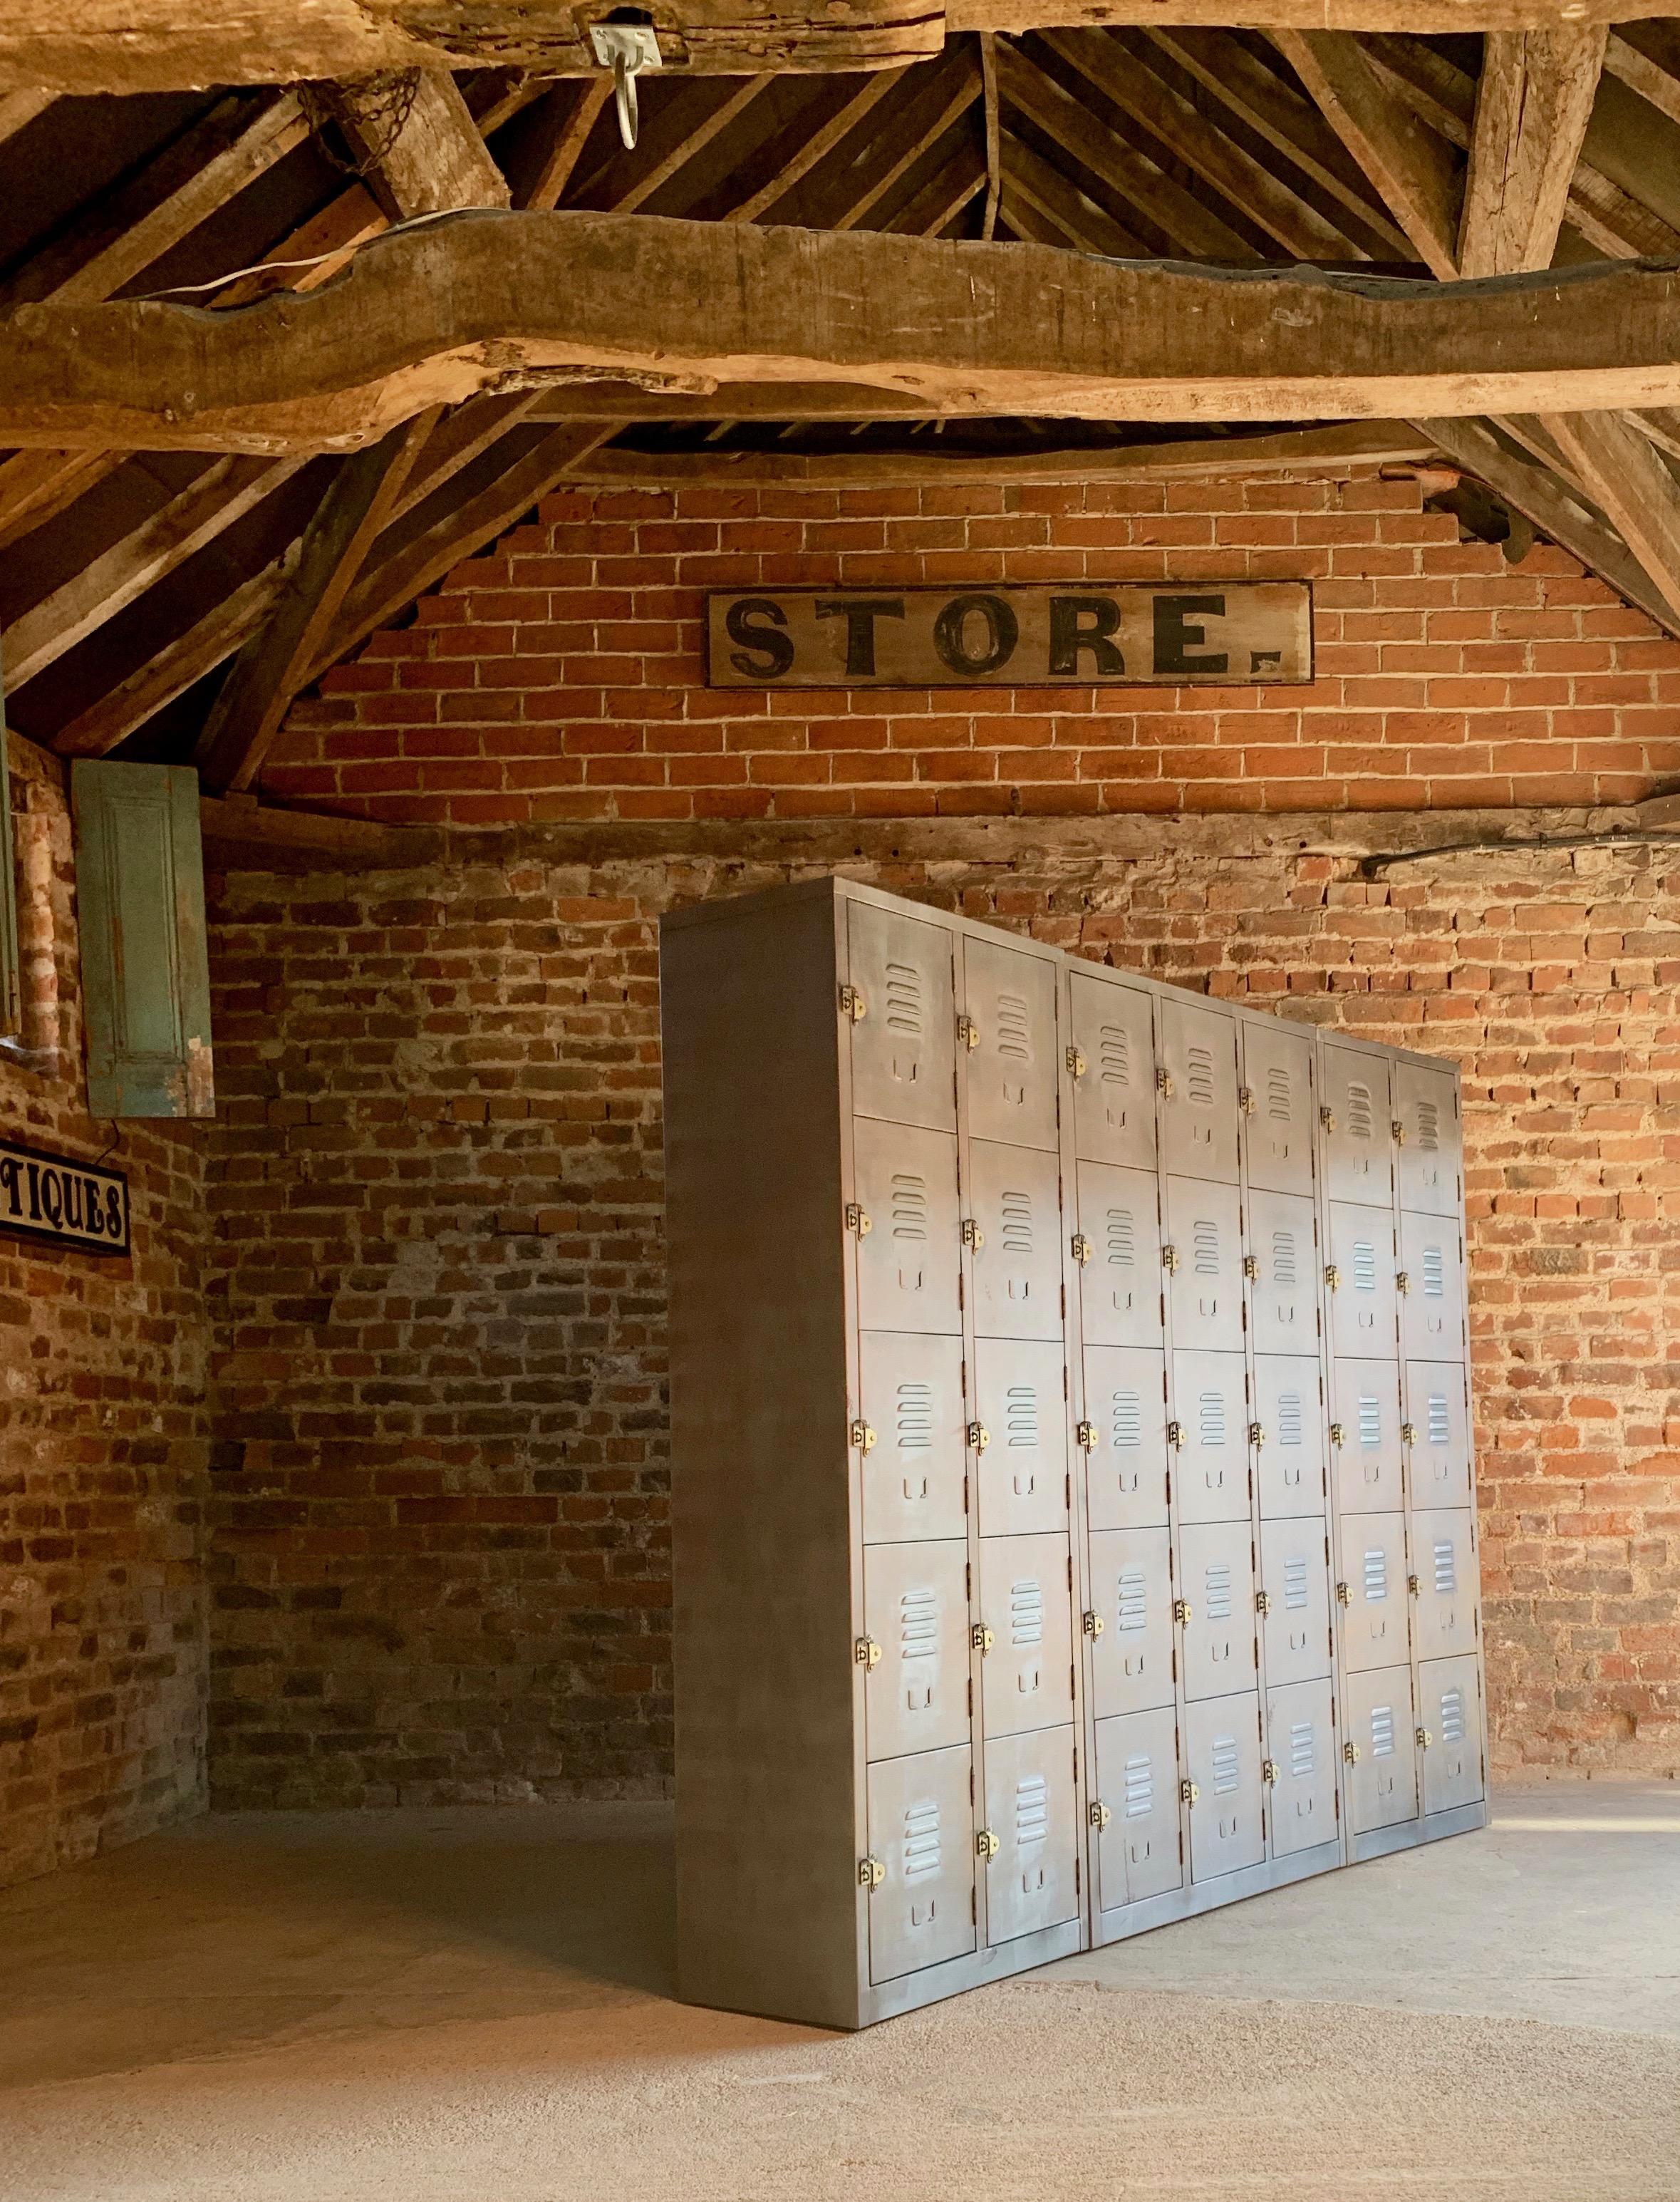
[1458,28,1606,275]
[321,72,509,217]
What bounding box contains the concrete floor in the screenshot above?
[1,1784,1676,2201]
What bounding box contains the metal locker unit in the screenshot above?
[665,879,1487,2030]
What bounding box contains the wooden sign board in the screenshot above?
[0,1136,130,1256]
[705,582,1312,688]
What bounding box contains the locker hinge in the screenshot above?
[1392,1117,1406,1145]
[1167,1420,1185,1450]
[859,1855,885,1888]
[962,1216,985,1251]
[1416,1727,1432,1748]
[855,1635,881,1668]
[1255,1590,1272,1616]
[1323,1263,1340,1291]
[1329,1420,1345,1447]
[1071,1231,1093,1266]
[1343,1742,1361,1764]
[1089,1799,1111,1831]
[958,1014,980,1051]
[846,1203,872,1238]
[968,1420,990,1452]
[1261,1759,1278,1785]
[1396,1269,1411,1296]
[1408,1573,1421,1597]
[975,1828,999,1860]
[1335,1581,1351,1606]
[850,1419,876,1453]
[1243,1254,1260,1281]
[1082,1608,1104,1639]
[1249,1422,1265,1449]
[972,1623,995,1655]
[1161,1243,1180,1273]
[1179,1778,1198,1804]
[1066,1045,1087,1077]
[839,983,866,1023]
[1156,1068,1174,1097]
[1238,1084,1255,1116]
[1319,1105,1336,1132]
[1401,1421,1417,1445]
[1172,1597,1192,1624]
[1077,1420,1098,1452]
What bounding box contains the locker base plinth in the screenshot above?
[861,1914,1086,2028]
[1093,1836,1343,1946]
[1347,1796,1488,1865]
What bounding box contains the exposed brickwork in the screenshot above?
[263,472,1680,826]
[0,735,209,1890]
[205,820,1680,1799]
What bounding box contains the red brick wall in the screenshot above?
[264,472,1680,825]
[0,735,209,1889]
[199,467,1680,1802]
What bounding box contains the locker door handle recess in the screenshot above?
[976,1829,999,1860]
[1089,1800,1111,1830]
[1344,1742,1361,1764]
[1167,1420,1185,1450]
[1077,1421,1098,1452]
[1401,1422,1417,1444]
[1180,1779,1198,1803]
[839,984,866,1023]
[1072,1233,1093,1265]
[1255,1591,1272,1616]
[859,1855,885,1888]
[958,1015,980,1051]
[1416,1728,1433,1748]
[1238,1085,1255,1116]
[1262,1759,1278,1784]
[962,1218,985,1251]
[1083,1609,1104,1638]
[855,1636,881,1668]
[850,1420,876,1452]
[1173,1598,1193,1624]
[846,1204,872,1237]
[968,1422,990,1452]
[972,1624,995,1655]
[1067,1045,1087,1077]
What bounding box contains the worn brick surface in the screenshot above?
[0,737,209,1890]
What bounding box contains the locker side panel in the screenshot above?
[663,887,859,2027]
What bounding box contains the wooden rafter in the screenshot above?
[323,73,511,216]
[1458,28,1606,276]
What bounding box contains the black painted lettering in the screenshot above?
[105,1185,123,1241]
[932,592,1019,678]
[39,1167,63,1231]
[724,597,794,681]
[814,596,905,677]
[25,1162,38,1221]
[0,1157,19,1216]
[85,1178,105,1235]
[1049,595,1124,676]
[1152,593,1228,676]
[63,1174,83,1231]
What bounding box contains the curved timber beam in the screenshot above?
[7,214,1680,450]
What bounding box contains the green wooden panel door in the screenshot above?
[72,760,213,1118]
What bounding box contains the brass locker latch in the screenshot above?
[839,983,866,1023]
[1238,1085,1256,1116]
[1401,1421,1417,1445]
[1255,1590,1272,1616]
[1319,1105,1336,1132]
[1396,1270,1411,1296]
[1166,1420,1186,1450]
[1408,1573,1421,1597]
[976,1828,999,1861]
[1416,1727,1433,1749]
[972,1623,995,1655]
[859,1855,885,1889]
[1077,1420,1099,1452]
[1180,1778,1198,1804]
[850,1419,876,1453]
[1066,1045,1087,1078]
[1162,1244,1180,1274]
[1071,1231,1093,1266]
[958,1015,980,1051]
[846,1203,872,1238]
[1082,1608,1104,1639]
[1089,1799,1111,1831]
[1156,1068,1174,1097]
[962,1217,985,1251]
[1324,1263,1341,1291]
[968,1421,990,1453]
[1335,1581,1351,1606]
[1262,1758,1279,1785]
[855,1635,881,1668]
[1343,1741,1361,1765]
[1173,1597,1192,1624]
[1392,1117,1406,1146]
[1243,1254,1260,1281]
[1249,1422,1265,1449]
[1329,1420,1345,1447]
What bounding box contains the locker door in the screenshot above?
[862,1540,971,1760]
[1253,1354,1326,1517]
[1265,1678,1337,1858]
[973,1338,1069,1538]
[1419,1653,1485,1814]
[1241,1018,1315,1196]
[978,1532,1076,1738]
[1165,1176,1244,1353]
[1321,1043,1394,1206]
[1171,1349,1250,1524]
[1178,1519,1258,1702]
[1395,1060,1462,1216]
[1335,1512,1410,1674]
[1068,971,1156,1169]
[968,1141,1064,1342]
[963,936,1059,1152]
[1258,1517,1332,1687]
[1082,1346,1170,1531]
[1074,1160,1163,1349]
[982,1726,1080,1943]
[859,1333,967,1545]
[1094,1706,1183,1908]
[1343,1663,1419,1834]
[1410,1508,1479,1660]
[1330,1359,1404,1516]
[866,1745,978,1983]
[1406,1361,1471,1509]
[846,901,957,1133]
[853,1120,961,1336]
[1399,1211,1466,1363]
[1327,1201,1399,1361]
[1245,1189,1318,1355]
[1087,1526,1176,1715]
[1183,1692,1265,1881]
[1159,997,1240,1184]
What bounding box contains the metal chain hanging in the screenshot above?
[296,71,423,178]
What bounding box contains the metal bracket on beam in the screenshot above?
[589,21,662,150]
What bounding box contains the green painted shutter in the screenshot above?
[71,761,213,1118]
